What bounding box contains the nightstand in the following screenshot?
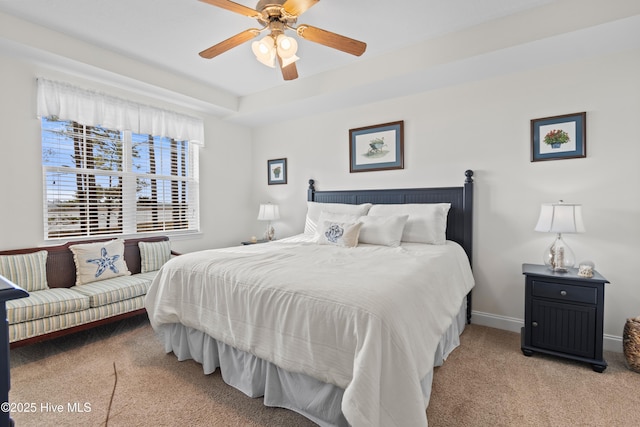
[241,239,269,245]
[521,263,609,372]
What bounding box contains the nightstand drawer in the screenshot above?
[531,280,597,304]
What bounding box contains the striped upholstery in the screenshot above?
[89,294,146,318]
[139,240,171,273]
[0,250,48,292]
[8,295,146,342]
[6,288,89,324]
[70,272,156,308]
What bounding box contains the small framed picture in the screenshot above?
[349,121,404,172]
[531,112,586,162]
[267,158,287,185]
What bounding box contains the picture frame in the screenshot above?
[267,158,287,185]
[531,112,586,162]
[349,121,404,172]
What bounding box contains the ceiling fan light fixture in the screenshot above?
[253,35,274,54]
[276,34,298,59]
[277,34,292,50]
[251,36,276,67]
[256,53,276,67]
[280,54,299,67]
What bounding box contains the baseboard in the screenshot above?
[470,310,623,353]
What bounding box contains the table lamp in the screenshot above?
[257,203,280,241]
[534,200,585,272]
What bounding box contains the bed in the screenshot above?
[145,170,475,427]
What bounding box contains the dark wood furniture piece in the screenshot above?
[308,169,474,322]
[1,276,29,427]
[521,263,609,372]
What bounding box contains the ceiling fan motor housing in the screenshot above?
[256,1,298,28]
[256,0,287,10]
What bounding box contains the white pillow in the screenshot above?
[304,202,372,235]
[367,203,451,244]
[317,221,363,248]
[358,215,409,247]
[69,239,131,285]
[314,211,360,238]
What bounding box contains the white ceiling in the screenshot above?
[1,0,639,127]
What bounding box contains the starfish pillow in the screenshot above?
[69,239,131,286]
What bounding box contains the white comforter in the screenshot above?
[145,235,474,427]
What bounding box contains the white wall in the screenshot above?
[0,52,253,254]
[250,47,640,348]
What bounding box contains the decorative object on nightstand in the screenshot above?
[258,203,280,241]
[578,260,595,278]
[534,200,585,272]
[521,263,609,372]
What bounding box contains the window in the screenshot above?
[42,118,200,239]
[37,78,203,240]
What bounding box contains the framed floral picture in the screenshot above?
[349,121,404,172]
[531,112,586,162]
[267,158,287,185]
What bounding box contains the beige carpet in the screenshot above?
[9,317,639,426]
[427,325,639,427]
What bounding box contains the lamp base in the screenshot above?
[264,223,275,241]
[543,234,575,272]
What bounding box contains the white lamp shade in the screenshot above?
[276,34,298,59]
[534,202,585,233]
[257,204,280,221]
[252,36,276,68]
[280,54,299,67]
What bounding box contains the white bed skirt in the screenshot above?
[157,299,467,427]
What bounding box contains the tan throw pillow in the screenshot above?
[69,239,131,286]
[317,221,363,248]
[138,240,171,273]
[0,250,49,292]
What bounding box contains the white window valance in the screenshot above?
[36,78,204,145]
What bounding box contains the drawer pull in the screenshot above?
[532,321,538,327]
[560,290,567,296]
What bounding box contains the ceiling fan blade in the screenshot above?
[296,25,366,56]
[199,29,259,59]
[282,0,319,16]
[198,0,260,18]
[278,56,299,81]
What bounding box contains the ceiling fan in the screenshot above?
[198,0,367,81]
